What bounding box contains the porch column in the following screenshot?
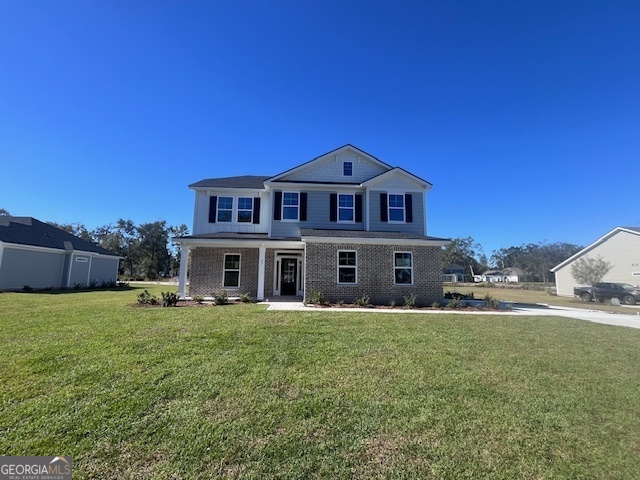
[257,246,266,301]
[178,245,190,299]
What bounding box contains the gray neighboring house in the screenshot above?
[174,144,450,305]
[0,217,120,290]
[551,226,640,297]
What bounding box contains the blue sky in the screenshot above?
[1,1,638,257]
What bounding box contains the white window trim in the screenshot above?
[281,191,300,222]
[337,193,356,224]
[223,253,241,288]
[393,251,414,286]
[343,161,353,177]
[217,196,234,223]
[387,193,406,224]
[237,197,253,223]
[337,250,358,285]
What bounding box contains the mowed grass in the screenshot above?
[445,283,640,315]
[1,286,640,479]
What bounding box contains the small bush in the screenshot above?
[403,293,417,308]
[238,293,254,303]
[212,291,228,305]
[22,285,33,292]
[89,279,98,288]
[192,294,205,304]
[73,283,84,290]
[137,290,159,305]
[161,291,179,307]
[337,300,345,306]
[389,299,397,308]
[309,290,325,305]
[354,294,371,307]
[446,296,465,309]
[484,294,500,309]
[431,302,441,309]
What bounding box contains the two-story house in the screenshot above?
[175,145,450,305]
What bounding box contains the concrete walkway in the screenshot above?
[263,301,640,330]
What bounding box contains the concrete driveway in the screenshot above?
[264,301,640,330]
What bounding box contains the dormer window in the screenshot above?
[343,161,353,177]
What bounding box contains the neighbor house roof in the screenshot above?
[0,217,118,256]
[189,175,271,189]
[550,226,640,272]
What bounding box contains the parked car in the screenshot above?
[573,283,640,305]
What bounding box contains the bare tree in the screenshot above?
[570,255,613,301]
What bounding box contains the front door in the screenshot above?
[281,258,297,296]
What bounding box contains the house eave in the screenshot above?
[301,236,450,246]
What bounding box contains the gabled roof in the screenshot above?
[0,217,118,256]
[266,144,392,183]
[550,226,640,272]
[189,175,271,190]
[360,167,433,190]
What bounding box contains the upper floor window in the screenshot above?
[394,252,413,285]
[388,194,405,222]
[237,197,253,223]
[217,197,233,222]
[338,194,355,222]
[337,251,357,284]
[282,192,300,221]
[343,161,353,177]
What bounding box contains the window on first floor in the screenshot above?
[217,197,233,222]
[237,197,253,223]
[223,254,241,287]
[337,250,357,284]
[394,252,413,285]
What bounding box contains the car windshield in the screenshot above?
[621,284,635,290]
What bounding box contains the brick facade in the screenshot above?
[189,247,259,297]
[304,242,443,306]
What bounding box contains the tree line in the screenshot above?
[443,236,583,283]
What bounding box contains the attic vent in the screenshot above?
[75,257,88,263]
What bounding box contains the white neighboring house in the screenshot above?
[474,268,523,283]
[551,226,640,297]
[0,217,120,291]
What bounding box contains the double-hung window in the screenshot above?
[223,254,241,287]
[388,194,405,222]
[282,192,299,221]
[394,252,413,285]
[237,197,253,223]
[337,251,357,284]
[217,197,233,222]
[338,194,355,222]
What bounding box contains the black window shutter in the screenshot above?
[329,193,337,222]
[300,192,308,221]
[355,194,363,223]
[274,191,282,220]
[253,197,261,224]
[208,196,217,223]
[405,193,413,223]
[380,193,388,222]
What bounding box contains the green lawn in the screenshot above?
[1,286,639,479]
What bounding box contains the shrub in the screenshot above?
[238,293,254,303]
[22,285,33,292]
[446,296,465,309]
[337,300,345,307]
[354,294,371,307]
[309,290,325,305]
[431,302,441,309]
[192,294,205,304]
[89,279,98,289]
[73,283,84,290]
[484,294,500,309]
[117,281,129,288]
[389,299,397,308]
[212,291,228,305]
[137,290,159,305]
[403,293,417,308]
[161,291,179,307]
